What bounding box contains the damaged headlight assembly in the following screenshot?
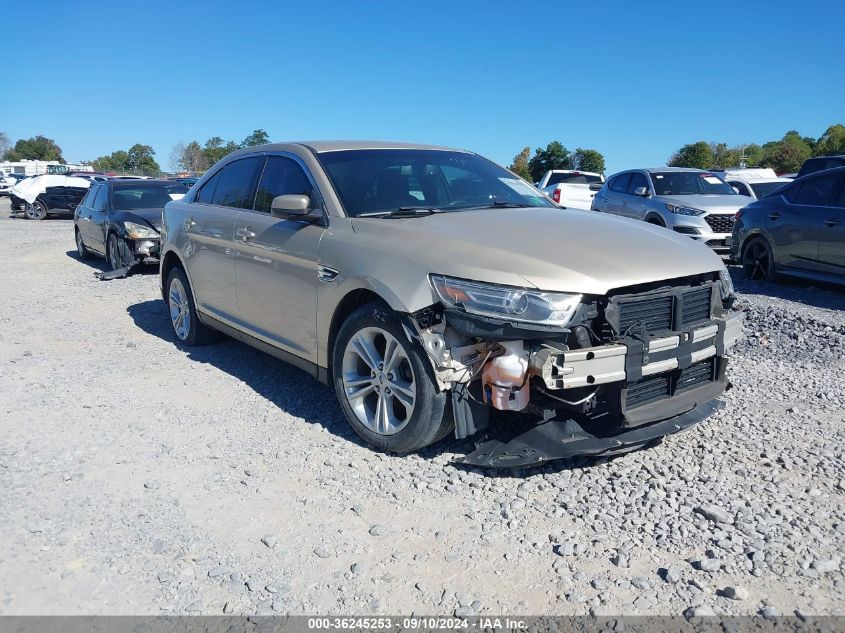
[430,275,581,327]
[719,266,735,301]
[123,221,159,240]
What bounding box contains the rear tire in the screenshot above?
[741,237,776,282]
[25,200,48,220]
[75,229,92,260]
[332,302,453,453]
[165,267,220,346]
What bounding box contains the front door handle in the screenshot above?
[824,218,840,227]
[183,217,196,231]
[236,228,256,241]
[768,212,781,220]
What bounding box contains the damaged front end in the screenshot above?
[406,272,743,468]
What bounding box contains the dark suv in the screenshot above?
[797,155,845,178]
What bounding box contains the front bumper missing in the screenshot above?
[459,397,724,469]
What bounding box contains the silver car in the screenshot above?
[159,142,742,468]
[591,168,754,252]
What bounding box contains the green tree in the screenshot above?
[127,143,160,175]
[241,129,270,147]
[572,148,605,174]
[203,137,239,166]
[759,131,813,174]
[92,150,130,173]
[527,141,571,182]
[4,135,64,162]
[668,141,714,169]
[814,124,845,156]
[508,147,532,181]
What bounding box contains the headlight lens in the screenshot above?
[430,275,582,327]
[719,267,735,300]
[123,221,159,239]
[665,203,705,216]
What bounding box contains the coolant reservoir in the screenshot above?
[482,341,529,411]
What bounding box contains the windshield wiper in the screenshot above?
[463,201,535,210]
[357,207,444,218]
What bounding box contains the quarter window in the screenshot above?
[92,185,108,211]
[211,157,263,208]
[253,156,314,213]
[196,171,221,204]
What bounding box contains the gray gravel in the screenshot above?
[0,202,843,616]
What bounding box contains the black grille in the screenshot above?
[625,374,671,408]
[625,358,717,409]
[704,214,735,233]
[677,359,716,393]
[618,296,674,335]
[681,286,711,326]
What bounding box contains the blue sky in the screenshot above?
[2,0,843,174]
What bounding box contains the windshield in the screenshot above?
[546,172,603,186]
[113,183,188,210]
[650,171,737,196]
[317,149,553,216]
[749,181,787,198]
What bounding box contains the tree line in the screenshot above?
[508,142,606,182]
[667,124,845,173]
[0,129,272,177]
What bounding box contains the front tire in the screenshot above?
[742,237,776,282]
[25,200,48,220]
[332,302,452,453]
[165,267,220,346]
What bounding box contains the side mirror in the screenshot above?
[633,186,649,197]
[732,186,740,194]
[270,194,311,218]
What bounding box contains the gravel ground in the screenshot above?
[0,199,843,617]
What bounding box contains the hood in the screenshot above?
[350,207,724,295]
[658,194,754,213]
[113,208,163,231]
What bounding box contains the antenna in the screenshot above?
[738,144,748,169]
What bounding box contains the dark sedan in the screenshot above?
[74,179,188,271]
[731,166,845,285]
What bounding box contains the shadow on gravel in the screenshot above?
[127,298,404,453]
[727,262,845,311]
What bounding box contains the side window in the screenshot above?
[253,156,315,213]
[211,157,263,208]
[92,185,109,211]
[609,173,631,192]
[196,171,221,204]
[626,172,648,194]
[729,181,749,196]
[79,186,96,207]
[834,176,845,208]
[792,173,840,206]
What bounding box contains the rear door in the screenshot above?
[599,173,631,216]
[816,174,845,274]
[183,157,263,324]
[771,173,840,272]
[74,185,98,248]
[233,154,327,363]
[81,185,109,253]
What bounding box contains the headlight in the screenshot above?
[430,275,582,327]
[123,221,159,239]
[665,203,705,216]
[719,267,735,300]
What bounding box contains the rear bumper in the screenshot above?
[459,396,724,468]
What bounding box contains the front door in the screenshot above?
[233,155,326,363]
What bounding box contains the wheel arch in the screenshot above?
[326,288,391,375]
[644,212,666,226]
[160,249,187,301]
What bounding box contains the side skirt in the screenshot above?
[197,311,330,385]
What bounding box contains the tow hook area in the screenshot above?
[457,400,724,469]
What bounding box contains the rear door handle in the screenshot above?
[768,212,780,220]
[236,228,256,241]
[824,218,840,227]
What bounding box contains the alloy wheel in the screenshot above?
[168,277,191,341]
[341,327,416,435]
[744,240,770,281]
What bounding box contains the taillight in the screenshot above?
[552,189,561,203]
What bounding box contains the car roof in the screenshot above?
[241,140,469,154]
[109,179,182,189]
[797,165,845,178]
[644,167,709,173]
